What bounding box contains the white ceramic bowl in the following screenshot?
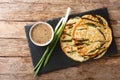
[29,22,54,46]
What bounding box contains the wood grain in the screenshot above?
[0,0,119,4]
[0,20,119,39]
[0,74,33,80]
[0,57,120,80]
[0,57,33,74]
[0,0,120,80]
[0,2,119,21]
[0,0,94,3]
[0,21,34,38]
[0,38,119,57]
[37,57,120,80]
[0,38,29,57]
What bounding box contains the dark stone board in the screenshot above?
[24,8,117,75]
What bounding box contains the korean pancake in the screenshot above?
[60,15,112,62]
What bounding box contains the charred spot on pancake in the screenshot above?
[60,14,112,62]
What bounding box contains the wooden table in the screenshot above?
[0,0,120,80]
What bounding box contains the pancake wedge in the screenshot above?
[60,17,89,62]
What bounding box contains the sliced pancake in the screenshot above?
[81,15,107,26]
[60,14,112,62]
[60,17,90,62]
[71,15,112,59]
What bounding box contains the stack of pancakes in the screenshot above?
[60,15,112,62]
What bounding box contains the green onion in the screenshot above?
[43,7,71,67]
[61,39,72,42]
[43,23,65,67]
[55,18,64,31]
[33,17,64,71]
[33,7,71,80]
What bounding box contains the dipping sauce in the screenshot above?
[30,22,53,45]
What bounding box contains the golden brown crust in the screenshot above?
[60,15,112,62]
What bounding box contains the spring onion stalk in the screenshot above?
[33,17,64,79]
[33,57,44,79]
[43,23,65,67]
[33,7,71,80]
[43,8,71,66]
[33,17,64,71]
[55,17,64,31]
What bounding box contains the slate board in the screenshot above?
[24,8,117,75]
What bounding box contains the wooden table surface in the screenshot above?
[0,0,120,80]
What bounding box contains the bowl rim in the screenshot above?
[29,21,54,46]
